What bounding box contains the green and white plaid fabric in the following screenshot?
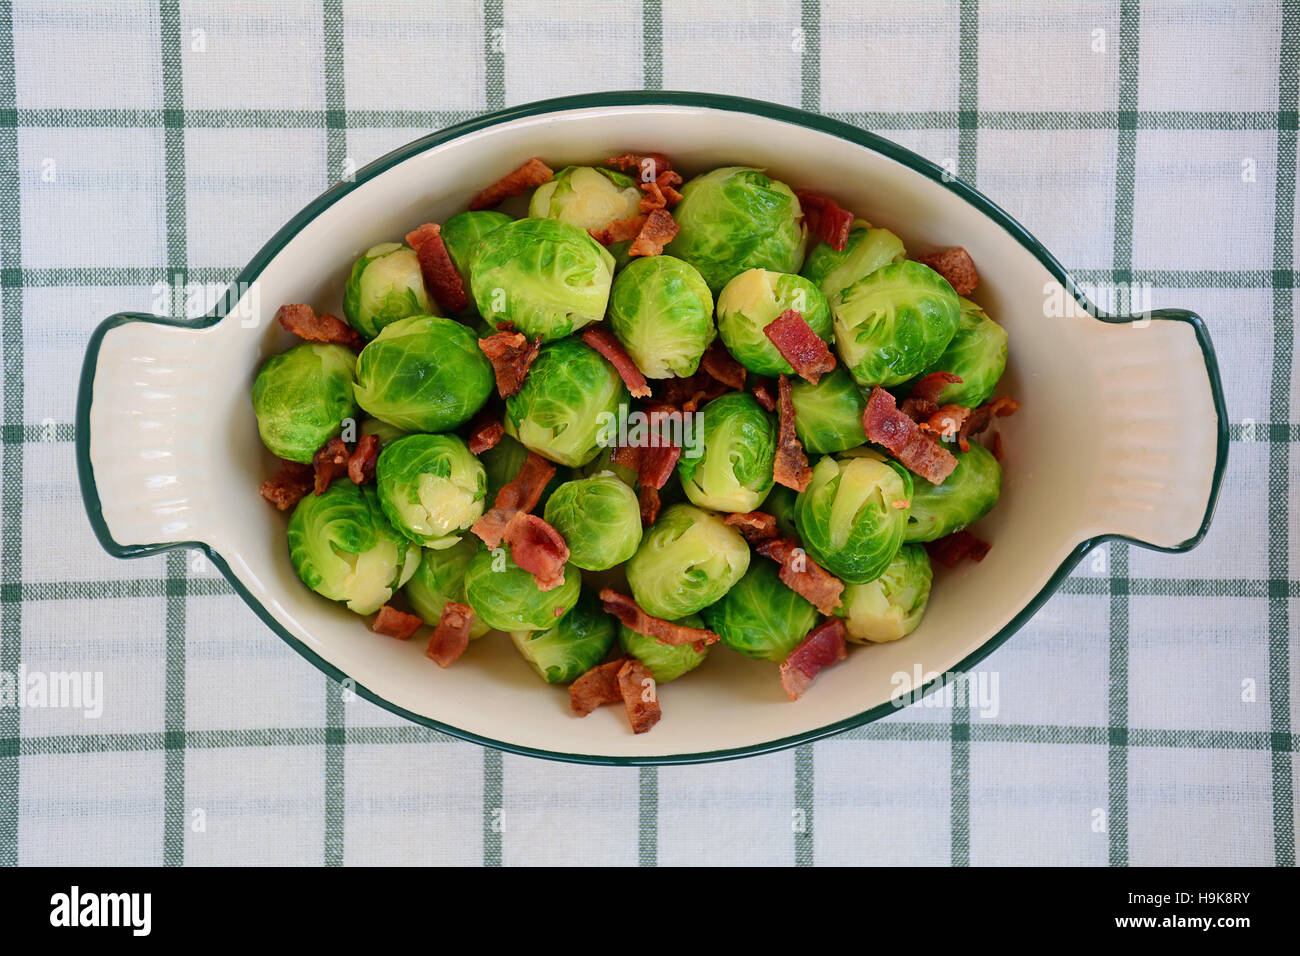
[0,0,1293,866]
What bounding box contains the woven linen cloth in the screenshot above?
[0,0,1294,867]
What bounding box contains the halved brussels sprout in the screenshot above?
[510,591,616,684]
[841,544,932,644]
[529,165,642,230]
[353,314,493,432]
[677,392,776,513]
[480,433,568,507]
[288,481,419,615]
[665,166,807,293]
[830,260,960,387]
[543,473,642,571]
[788,363,867,455]
[504,338,628,468]
[617,613,710,683]
[700,560,819,663]
[343,241,434,339]
[404,537,491,640]
[912,296,1008,408]
[375,434,486,549]
[625,504,750,619]
[463,542,581,632]
[251,342,357,463]
[607,255,715,379]
[794,450,912,583]
[440,210,513,314]
[470,217,615,342]
[715,268,832,376]
[801,220,906,304]
[904,441,1001,543]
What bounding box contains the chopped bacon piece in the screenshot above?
[478,330,541,398]
[764,310,835,384]
[426,602,474,667]
[502,511,569,591]
[468,157,554,211]
[863,387,957,485]
[582,327,651,398]
[637,484,662,526]
[628,209,678,258]
[990,431,1004,461]
[570,658,628,716]
[795,190,855,253]
[780,617,848,701]
[926,529,992,568]
[275,303,364,351]
[600,589,719,650]
[956,396,1020,453]
[471,452,557,548]
[639,179,684,212]
[312,437,350,494]
[774,374,813,492]
[467,410,505,455]
[751,379,776,411]
[347,433,379,484]
[618,659,662,734]
[405,222,468,315]
[919,404,973,444]
[755,536,845,615]
[724,510,778,542]
[652,370,729,412]
[260,460,313,511]
[906,371,964,412]
[916,247,978,296]
[606,152,673,182]
[372,605,423,641]
[700,341,747,391]
[638,444,681,490]
[589,214,647,246]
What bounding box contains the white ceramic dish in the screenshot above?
[77,93,1227,764]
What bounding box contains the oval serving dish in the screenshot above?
[76,92,1228,765]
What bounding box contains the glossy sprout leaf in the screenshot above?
[700,560,819,663]
[904,441,1001,543]
[510,591,616,684]
[343,241,434,339]
[404,537,491,640]
[528,165,642,230]
[841,544,932,643]
[543,472,643,571]
[375,433,486,549]
[463,542,581,632]
[788,363,868,455]
[801,219,906,304]
[625,503,750,619]
[715,268,832,376]
[607,255,716,379]
[251,342,357,464]
[676,392,776,513]
[911,296,1008,408]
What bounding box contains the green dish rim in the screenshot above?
[75,91,1230,766]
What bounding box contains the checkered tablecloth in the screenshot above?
[0,0,1293,867]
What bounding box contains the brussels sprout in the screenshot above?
[794,451,912,583]
[359,417,408,446]
[904,441,1001,543]
[700,561,819,663]
[801,220,906,303]
[470,217,615,342]
[841,545,932,643]
[715,268,832,376]
[912,296,1008,408]
[343,241,434,339]
[764,483,800,538]
[463,543,581,632]
[505,338,628,468]
[510,591,616,684]
[677,392,776,513]
[788,364,867,455]
[665,166,808,293]
[251,343,357,463]
[830,260,960,387]
[404,537,491,640]
[353,314,493,432]
[528,165,642,230]
[376,434,486,549]
[574,445,638,487]
[441,210,513,313]
[607,255,716,379]
[480,433,567,507]
[287,481,419,615]
[543,473,642,571]
[617,613,710,683]
[625,504,750,619]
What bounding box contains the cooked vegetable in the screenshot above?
[715,268,832,376]
[353,314,493,432]
[800,220,905,303]
[677,392,776,513]
[607,255,715,379]
[788,363,868,455]
[404,537,491,639]
[617,613,710,683]
[840,544,932,644]
[510,591,617,684]
[911,296,1008,407]
[763,483,800,538]
[528,165,642,230]
[343,241,434,338]
[251,343,357,463]
[543,473,643,571]
[440,210,513,313]
[904,441,1001,543]
[700,560,819,663]
[481,433,566,507]
[358,417,408,445]
[625,503,750,619]
[463,542,581,632]
[375,434,486,549]
[287,481,419,615]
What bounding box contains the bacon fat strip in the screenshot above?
[405,222,468,315]
[582,327,652,398]
[763,309,835,385]
[502,511,569,592]
[863,386,958,485]
[599,589,719,649]
[773,374,813,492]
[780,617,848,701]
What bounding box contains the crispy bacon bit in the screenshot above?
[639,178,683,212]
[260,460,313,511]
[372,605,423,641]
[755,536,845,616]
[502,511,569,591]
[618,659,662,734]
[582,327,652,398]
[275,303,364,351]
[426,602,474,668]
[764,310,835,385]
[864,386,957,485]
[613,441,680,526]
[652,370,730,413]
[478,330,541,398]
[312,437,350,494]
[589,214,647,246]
[751,379,776,411]
[774,374,813,492]
[916,247,978,296]
[637,485,662,526]
[600,589,719,649]
[700,341,747,391]
[926,529,992,568]
[405,222,468,315]
[472,452,557,548]
[628,209,679,258]
[724,510,778,543]
[780,617,848,701]
[570,658,628,716]
[638,445,681,490]
[606,152,673,181]
[956,396,1020,453]
[919,404,973,444]
[906,371,964,413]
[347,433,379,484]
[468,157,554,211]
[468,417,504,458]
[795,190,855,253]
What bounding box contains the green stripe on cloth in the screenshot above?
[484,0,504,112]
[800,0,820,113]
[642,0,662,91]
[638,765,657,866]
[483,749,502,866]
[794,743,814,865]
